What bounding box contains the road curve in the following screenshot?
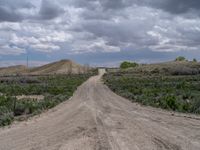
[0,71,200,150]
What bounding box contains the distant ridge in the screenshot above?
[0,65,27,75]
[129,61,200,75]
[0,59,89,75]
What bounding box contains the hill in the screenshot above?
[108,61,200,75]
[29,59,88,75]
[0,60,89,75]
[0,65,28,75]
[135,61,200,75]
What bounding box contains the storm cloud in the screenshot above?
[0,0,34,22]
[0,0,200,66]
[146,0,200,15]
[38,0,65,20]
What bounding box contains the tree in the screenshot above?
[120,61,138,69]
[175,56,186,61]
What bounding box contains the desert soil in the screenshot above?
[0,69,200,150]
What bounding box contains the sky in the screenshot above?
[0,0,200,67]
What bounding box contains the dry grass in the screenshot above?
[16,95,44,101]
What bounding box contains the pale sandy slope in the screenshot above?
[0,71,200,150]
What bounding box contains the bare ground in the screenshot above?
[0,71,200,150]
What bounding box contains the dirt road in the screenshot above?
[0,70,200,150]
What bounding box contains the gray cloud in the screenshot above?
[71,0,200,16]
[98,0,132,10]
[0,6,23,22]
[147,0,200,15]
[0,0,65,22]
[70,0,133,10]
[38,0,65,20]
[0,0,34,9]
[0,0,200,66]
[0,0,35,22]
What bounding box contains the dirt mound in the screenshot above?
[0,65,28,75]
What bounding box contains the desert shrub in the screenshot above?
[0,106,14,126]
[0,74,92,127]
[190,98,200,114]
[151,68,160,74]
[181,102,192,112]
[171,67,199,75]
[0,113,14,126]
[175,56,187,61]
[39,98,56,109]
[120,61,138,69]
[0,96,15,111]
[14,100,42,116]
[164,95,179,111]
[104,72,200,114]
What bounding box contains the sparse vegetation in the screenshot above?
[104,63,200,114]
[120,61,138,69]
[116,61,200,76]
[0,73,95,127]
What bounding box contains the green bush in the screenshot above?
[193,58,197,62]
[0,106,14,126]
[14,100,42,116]
[0,113,14,126]
[120,61,138,69]
[175,56,187,61]
[164,95,179,111]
